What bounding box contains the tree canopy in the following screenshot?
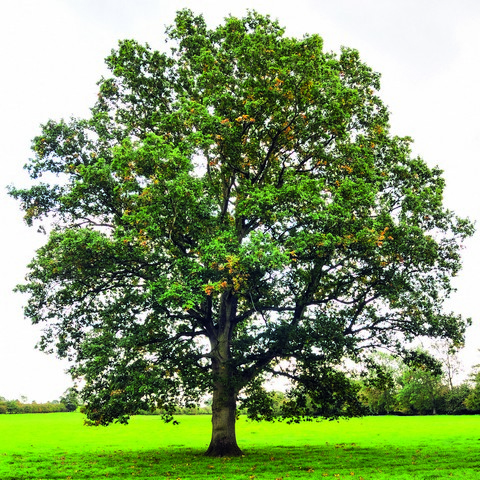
[9,10,473,456]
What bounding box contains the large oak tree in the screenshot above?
[10,10,473,456]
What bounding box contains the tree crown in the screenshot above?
[9,9,473,426]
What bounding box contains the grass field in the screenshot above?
[1,413,479,479]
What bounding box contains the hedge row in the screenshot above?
[0,400,68,414]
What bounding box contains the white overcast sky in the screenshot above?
[1,0,479,402]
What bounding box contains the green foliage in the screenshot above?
[0,399,67,414]
[358,352,401,414]
[358,350,476,415]
[443,383,472,414]
[9,9,474,452]
[396,368,445,414]
[6,400,21,414]
[465,369,480,411]
[60,387,81,412]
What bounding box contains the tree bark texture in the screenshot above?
[204,379,243,457]
[205,292,243,457]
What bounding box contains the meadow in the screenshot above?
[1,413,479,479]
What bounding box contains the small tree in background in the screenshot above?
[465,366,480,412]
[60,388,80,412]
[431,340,463,390]
[9,10,473,455]
[396,367,445,414]
[358,352,404,414]
[444,383,471,414]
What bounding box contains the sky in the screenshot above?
[1,0,479,402]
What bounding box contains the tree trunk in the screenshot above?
[204,380,243,457]
[204,291,243,457]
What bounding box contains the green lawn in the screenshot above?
[1,413,479,479]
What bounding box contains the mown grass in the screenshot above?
[1,413,479,479]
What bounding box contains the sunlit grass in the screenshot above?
[1,414,480,479]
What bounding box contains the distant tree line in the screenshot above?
[232,363,480,418]
[2,356,480,418]
[0,388,80,414]
[0,399,68,414]
[357,350,480,416]
[231,349,480,419]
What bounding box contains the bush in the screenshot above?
[6,401,22,414]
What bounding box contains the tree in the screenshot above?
[396,367,445,414]
[9,10,473,456]
[465,366,480,412]
[395,348,449,415]
[443,383,471,414]
[430,340,463,390]
[358,352,404,414]
[60,387,80,412]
